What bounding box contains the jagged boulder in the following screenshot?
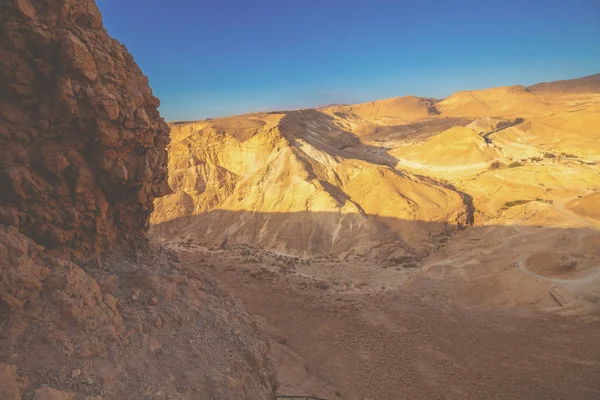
[0,0,171,258]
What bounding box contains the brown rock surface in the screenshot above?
[0,363,25,400]
[0,226,277,399]
[0,225,123,344]
[0,0,171,258]
[0,1,278,399]
[32,387,75,400]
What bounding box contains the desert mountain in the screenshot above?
[152,74,600,262]
[434,85,549,117]
[1,1,598,396]
[528,73,600,94]
[152,109,473,258]
[390,125,500,171]
[320,95,439,127]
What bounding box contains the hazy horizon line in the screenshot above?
[163,71,599,123]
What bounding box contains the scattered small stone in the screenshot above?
[153,391,167,400]
[550,286,575,306]
[71,369,81,378]
[149,338,161,353]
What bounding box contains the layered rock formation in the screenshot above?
[150,73,600,261]
[0,0,170,258]
[0,1,278,398]
[151,110,473,258]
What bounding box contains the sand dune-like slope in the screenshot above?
[152,110,471,258]
[436,85,548,117]
[391,126,500,170]
[493,107,600,160]
[321,95,437,122]
[567,192,600,221]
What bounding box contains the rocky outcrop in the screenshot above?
[0,0,171,258]
[0,225,124,348]
[0,1,278,398]
[0,226,278,399]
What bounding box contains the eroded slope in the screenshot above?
[152,110,472,258]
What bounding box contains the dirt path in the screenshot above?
[176,246,600,400]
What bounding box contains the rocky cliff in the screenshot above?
[0,1,278,398]
[0,0,171,259]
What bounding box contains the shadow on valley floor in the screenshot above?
[151,209,467,258]
[362,116,475,142]
[150,209,600,276]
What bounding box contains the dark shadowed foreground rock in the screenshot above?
[0,226,277,399]
[0,0,170,259]
[0,0,278,398]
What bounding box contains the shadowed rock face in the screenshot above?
[0,224,279,400]
[0,1,279,399]
[0,0,171,258]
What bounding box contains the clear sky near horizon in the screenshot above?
[96,0,600,121]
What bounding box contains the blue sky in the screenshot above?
[96,0,600,121]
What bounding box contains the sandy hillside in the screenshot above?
[152,110,473,258]
[435,85,548,117]
[150,74,600,398]
[390,125,500,172]
[153,74,600,262]
[528,73,600,95]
